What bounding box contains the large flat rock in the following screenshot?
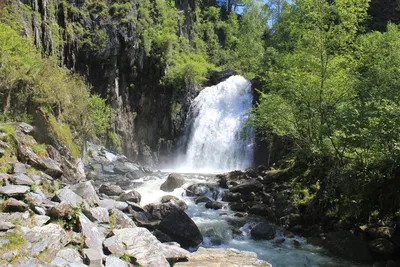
[174,248,271,267]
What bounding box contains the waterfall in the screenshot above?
[177,75,255,172]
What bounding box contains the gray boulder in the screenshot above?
[0,185,30,197]
[160,173,185,192]
[3,198,28,212]
[230,180,263,195]
[11,173,34,185]
[79,214,105,254]
[118,190,141,203]
[54,188,83,208]
[368,238,395,257]
[250,222,276,240]
[69,181,100,206]
[105,256,129,267]
[99,184,123,196]
[103,228,170,267]
[158,209,203,248]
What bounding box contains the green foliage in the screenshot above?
[32,143,48,157]
[3,229,27,250]
[109,2,132,17]
[46,111,81,160]
[87,1,108,17]
[88,94,112,139]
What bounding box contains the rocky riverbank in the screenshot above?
[184,167,400,266]
[0,123,271,266]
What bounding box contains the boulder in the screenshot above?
[69,181,100,206]
[11,173,34,185]
[105,256,130,267]
[323,231,372,261]
[100,199,128,211]
[118,190,141,203]
[230,180,263,195]
[186,183,213,197]
[158,209,203,248]
[249,204,277,222]
[174,247,271,267]
[99,184,123,196]
[55,248,83,265]
[84,207,110,223]
[48,201,74,218]
[79,214,105,254]
[0,221,15,231]
[205,201,223,210]
[160,173,185,192]
[3,198,28,212]
[368,238,395,257]
[110,209,136,229]
[250,222,276,240]
[229,203,249,212]
[12,162,27,174]
[145,202,180,220]
[54,188,83,208]
[83,248,102,267]
[26,223,70,258]
[195,196,212,204]
[280,213,301,228]
[0,185,30,197]
[113,160,144,178]
[103,228,170,267]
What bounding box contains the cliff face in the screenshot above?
[14,0,199,167]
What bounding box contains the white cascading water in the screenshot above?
[176,75,254,173]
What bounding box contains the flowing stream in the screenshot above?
[137,76,364,266]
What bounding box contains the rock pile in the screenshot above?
[0,123,271,266]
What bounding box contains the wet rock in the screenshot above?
[368,238,395,257]
[69,181,100,206]
[251,222,276,240]
[229,203,249,212]
[54,188,83,208]
[230,180,263,195]
[245,168,259,178]
[272,238,286,245]
[307,237,324,247]
[161,195,179,203]
[118,190,141,203]
[11,173,34,185]
[99,183,123,196]
[323,231,372,261]
[103,228,170,267]
[0,185,30,197]
[186,183,214,197]
[3,198,28,212]
[249,204,277,222]
[174,247,271,267]
[195,195,212,204]
[205,201,223,210]
[160,173,185,192]
[293,240,301,247]
[130,210,153,227]
[145,202,181,220]
[159,209,203,248]
[224,192,242,202]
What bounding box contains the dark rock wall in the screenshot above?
[17,0,200,167]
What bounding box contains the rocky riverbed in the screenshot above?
[0,123,271,266]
